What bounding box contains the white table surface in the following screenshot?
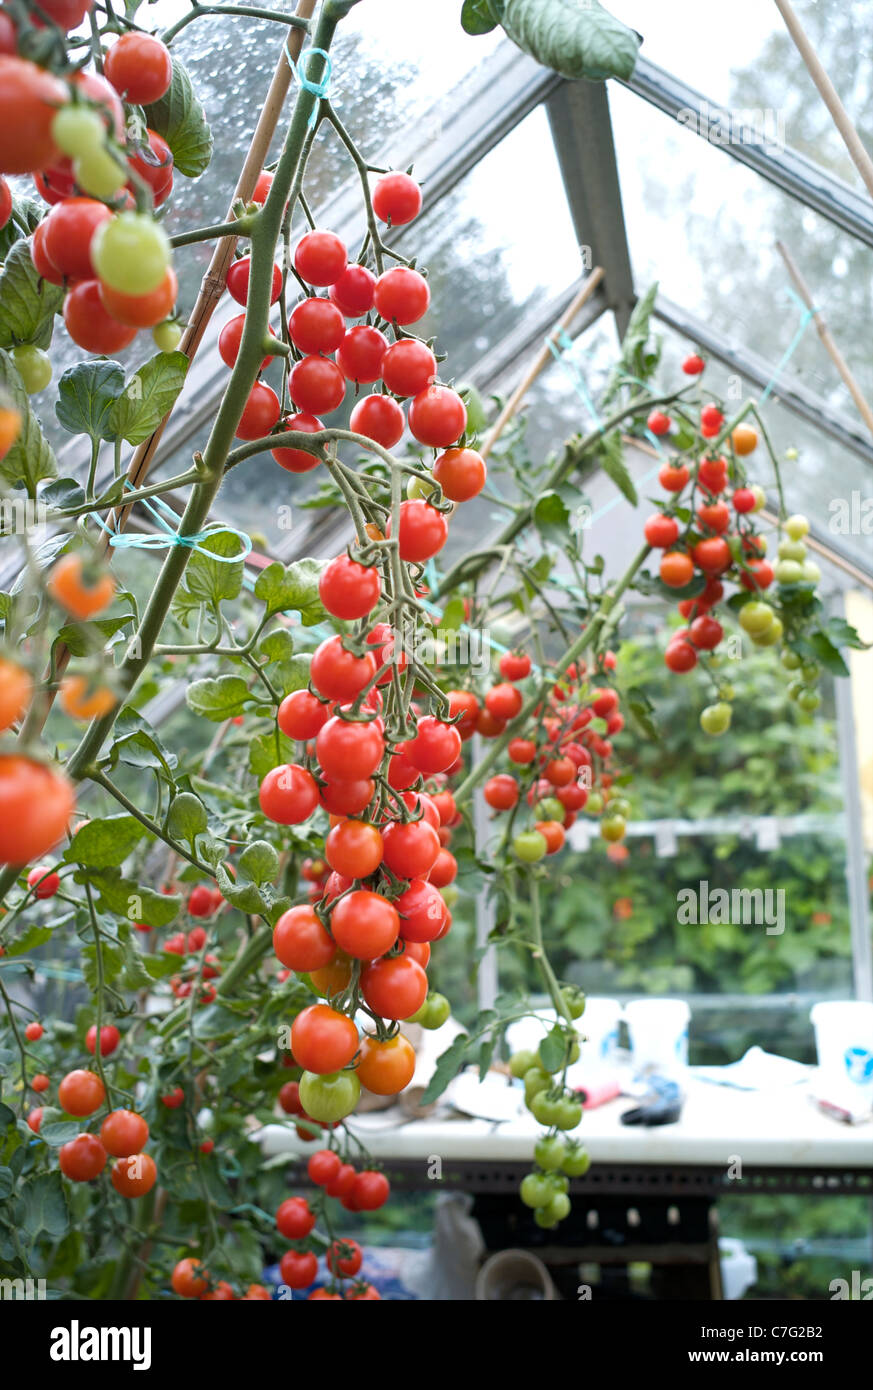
[256,1071,873,1171]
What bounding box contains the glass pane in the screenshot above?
[616,0,873,183]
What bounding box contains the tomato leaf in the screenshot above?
[109,350,188,446]
[254,558,325,624]
[461,0,504,34]
[533,489,571,542]
[501,0,640,80]
[248,730,295,781]
[0,239,64,352]
[420,1032,473,1105]
[824,616,870,651]
[38,1121,82,1149]
[0,194,41,260]
[187,674,252,721]
[0,349,58,491]
[238,840,280,886]
[41,476,87,511]
[596,432,637,506]
[184,528,246,603]
[19,1171,70,1239]
[602,281,660,409]
[143,58,213,178]
[64,815,151,869]
[4,923,53,956]
[110,708,179,774]
[86,869,182,928]
[55,360,125,442]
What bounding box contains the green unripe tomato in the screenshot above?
[534,1207,559,1229]
[543,1192,571,1223]
[719,682,735,700]
[513,830,548,863]
[520,1172,553,1209]
[441,883,459,908]
[410,992,450,1029]
[553,1096,583,1131]
[774,559,805,585]
[533,796,564,822]
[797,688,821,712]
[585,791,604,815]
[777,539,807,563]
[534,1136,567,1171]
[92,211,171,295]
[799,663,820,685]
[781,648,802,671]
[600,814,626,843]
[298,1068,360,1123]
[750,484,767,512]
[561,1143,591,1177]
[11,345,52,394]
[787,680,804,701]
[51,105,105,158]
[73,147,127,199]
[700,701,732,736]
[739,601,775,634]
[561,986,586,1019]
[530,1091,561,1126]
[606,795,631,819]
[459,382,488,435]
[750,616,783,647]
[153,320,183,352]
[523,1066,551,1101]
[545,1170,570,1195]
[802,561,821,585]
[407,472,437,501]
[509,1048,538,1080]
[783,448,799,463]
[785,513,810,540]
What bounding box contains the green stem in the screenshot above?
[162,5,310,45]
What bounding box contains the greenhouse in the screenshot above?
[0,0,871,1334]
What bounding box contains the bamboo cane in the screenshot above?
[478,266,605,463]
[773,0,873,201]
[776,239,873,442]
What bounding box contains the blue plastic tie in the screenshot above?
[546,327,605,433]
[285,45,332,127]
[760,288,819,404]
[92,486,252,565]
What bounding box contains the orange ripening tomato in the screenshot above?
[48,554,116,619]
[59,675,116,721]
[0,755,75,865]
[0,404,21,461]
[98,267,178,328]
[111,1152,157,1198]
[731,424,758,455]
[355,1034,416,1096]
[0,657,32,731]
[659,551,694,588]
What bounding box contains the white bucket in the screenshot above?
[810,1001,873,1111]
[475,1249,557,1301]
[577,997,623,1070]
[625,998,691,1079]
